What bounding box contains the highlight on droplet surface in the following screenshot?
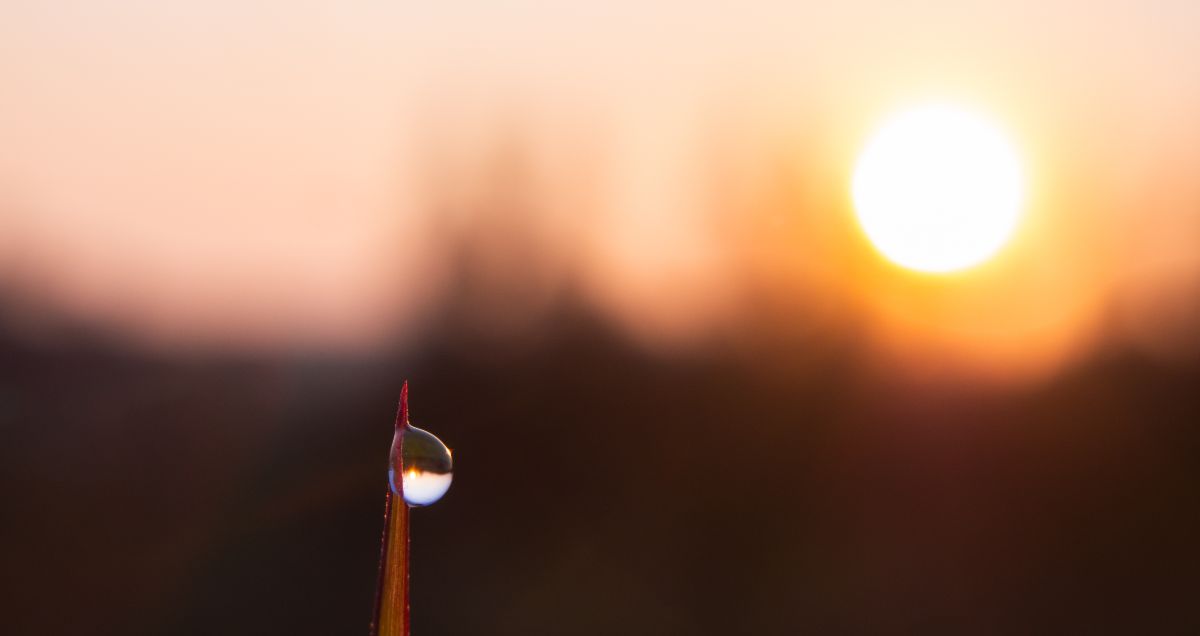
[389,423,454,506]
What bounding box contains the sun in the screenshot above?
[851,103,1025,273]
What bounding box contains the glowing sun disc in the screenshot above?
[852,104,1025,273]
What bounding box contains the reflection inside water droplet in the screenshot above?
[389,424,453,506]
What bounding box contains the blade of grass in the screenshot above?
[371,384,411,636]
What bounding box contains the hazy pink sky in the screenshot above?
[2,1,1198,373]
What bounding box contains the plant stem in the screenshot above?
[373,490,410,636]
[371,384,411,636]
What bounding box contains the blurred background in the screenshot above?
[3,1,1200,633]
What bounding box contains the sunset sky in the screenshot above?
[2,0,1198,379]
[7,4,1200,634]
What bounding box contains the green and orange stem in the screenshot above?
[371,382,411,636]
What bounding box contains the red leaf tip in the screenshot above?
[397,381,410,428]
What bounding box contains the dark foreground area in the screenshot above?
[3,303,1200,635]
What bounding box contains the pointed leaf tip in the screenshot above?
[397,381,410,428]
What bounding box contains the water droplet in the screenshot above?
[389,423,453,507]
